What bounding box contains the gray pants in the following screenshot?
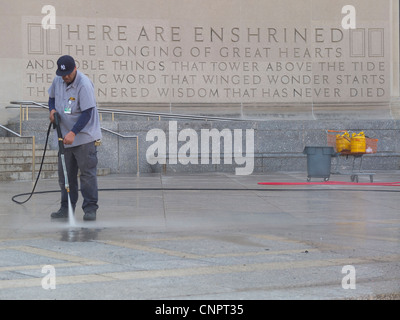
[58,142,98,213]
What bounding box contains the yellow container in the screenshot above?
[350,132,366,153]
[336,132,351,152]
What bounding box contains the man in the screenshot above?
[48,55,102,221]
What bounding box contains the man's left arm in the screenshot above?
[64,81,96,145]
[63,108,92,145]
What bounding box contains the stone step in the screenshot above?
[0,137,33,144]
[0,162,112,173]
[0,163,58,172]
[0,137,55,151]
[0,167,111,181]
[0,149,59,158]
[0,151,58,161]
[0,143,36,151]
[0,156,57,165]
[0,171,58,181]
[0,145,56,152]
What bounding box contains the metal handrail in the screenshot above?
[100,127,138,139]
[97,107,246,122]
[0,124,23,138]
[8,101,142,175]
[10,100,48,109]
[8,100,248,122]
[100,127,139,175]
[0,124,36,180]
[9,101,49,133]
[8,99,251,176]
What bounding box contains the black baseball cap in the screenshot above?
[56,55,76,76]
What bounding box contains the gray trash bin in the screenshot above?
[303,146,335,181]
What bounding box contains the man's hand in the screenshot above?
[49,109,57,123]
[63,131,76,145]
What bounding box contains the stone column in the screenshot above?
[391,0,400,118]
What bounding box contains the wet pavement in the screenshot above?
[0,171,399,300]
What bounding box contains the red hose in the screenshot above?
[258,181,400,186]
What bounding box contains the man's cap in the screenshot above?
[56,55,76,76]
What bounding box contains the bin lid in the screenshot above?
[303,146,335,155]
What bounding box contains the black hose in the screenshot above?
[11,186,400,204]
[12,122,53,205]
[11,120,400,204]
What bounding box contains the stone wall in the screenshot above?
[17,117,400,175]
[1,0,399,125]
[2,0,399,176]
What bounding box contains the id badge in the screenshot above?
[64,97,75,114]
[64,106,72,114]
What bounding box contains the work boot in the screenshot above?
[83,210,96,221]
[50,207,69,219]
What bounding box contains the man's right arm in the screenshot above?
[48,78,56,122]
[49,97,55,111]
[49,97,56,122]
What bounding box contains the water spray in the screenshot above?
[53,112,76,226]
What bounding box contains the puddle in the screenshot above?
[59,227,103,242]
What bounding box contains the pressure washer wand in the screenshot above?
[53,112,70,193]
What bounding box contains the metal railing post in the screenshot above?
[31,135,35,180]
[100,127,140,175]
[136,138,139,176]
[19,103,22,135]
